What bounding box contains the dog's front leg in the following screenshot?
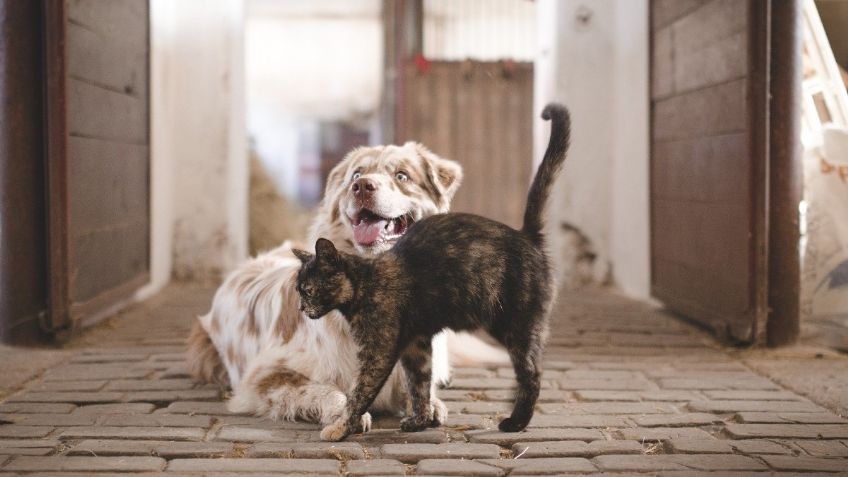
[320,342,399,441]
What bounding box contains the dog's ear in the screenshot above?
[292,249,313,264]
[315,238,340,264]
[413,143,463,207]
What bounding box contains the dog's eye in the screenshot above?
[352,171,362,181]
[395,171,409,182]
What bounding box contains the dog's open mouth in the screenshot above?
[351,209,414,246]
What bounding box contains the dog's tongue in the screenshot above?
[353,218,389,245]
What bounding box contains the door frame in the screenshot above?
[43,0,72,336]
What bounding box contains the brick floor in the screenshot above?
[1,284,847,475]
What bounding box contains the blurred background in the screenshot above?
[1,0,847,350]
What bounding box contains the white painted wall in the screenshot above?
[139,0,248,296]
[535,0,651,299]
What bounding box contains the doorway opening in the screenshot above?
[799,0,848,352]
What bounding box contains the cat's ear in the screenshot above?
[292,249,313,264]
[315,238,340,264]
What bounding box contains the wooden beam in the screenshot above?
[767,0,803,346]
[43,0,72,336]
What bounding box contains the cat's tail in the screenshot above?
[522,103,571,246]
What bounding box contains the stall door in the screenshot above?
[650,0,771,343]
[50,0,151,330]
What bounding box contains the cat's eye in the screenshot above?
[396,171,409,182]
[352,171,362,181]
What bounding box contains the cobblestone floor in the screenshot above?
[1,284,847,476]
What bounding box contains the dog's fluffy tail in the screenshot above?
[446,330,510,367]
[186,319,229,387]
[522,103,571,245]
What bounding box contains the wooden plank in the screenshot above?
[674,30,748,94]
[71,219,149,303]
[68,78,147,143]
[652,0,709,30]
[68,137,149,233]
[654,258,751,316]
[67,0,147,42]
[652,78,748,142]
[67,21,147,98]
[652,199,750,280]
[671,0,748,55]
[651,133,749,202]
[70,273,149,327]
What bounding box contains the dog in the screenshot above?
[187,141,506,425]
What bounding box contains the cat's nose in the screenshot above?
[352,178,377,197]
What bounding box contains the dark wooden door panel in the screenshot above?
[0,0,51,343]
[650,0,769,342]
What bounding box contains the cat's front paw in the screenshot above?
[430,397,448,427]
[320,419,349,441]
[400,415,430,432]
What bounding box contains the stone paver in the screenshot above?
[68,439,234,457]
[511,439,642,458]
[167,457,340,473]
[346,459,406,476]
[248,442,366,460]
[60,426,206,441]
[466,428,604,445]
[761,455,848,472]
[1,284,847,475]
[381,443,499,463]
[726,423,848,439]
[4,456,166,472]
[417,458,503,476]
[594,454,767,471]
[619,427,714,442]
[481,457,597,475]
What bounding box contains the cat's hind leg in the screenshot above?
[497,325,544,432]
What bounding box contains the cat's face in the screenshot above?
[293,239,353,319]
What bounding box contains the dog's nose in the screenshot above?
[352,178,377,197]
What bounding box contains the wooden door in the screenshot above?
[51,0,151,329]
[650,0,771,343]
[398,61,534,229]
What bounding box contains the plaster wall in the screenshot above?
[535,0,650,299]
[141,0,248,295]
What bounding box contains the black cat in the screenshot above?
[293,104,570,441]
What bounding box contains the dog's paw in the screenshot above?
[400,415,430,433]
[320,419,349,441]
[320,391,348,425]
[497,416,528,433]
[430,397,448,427]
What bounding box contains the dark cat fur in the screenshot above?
[293,104,571,441]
